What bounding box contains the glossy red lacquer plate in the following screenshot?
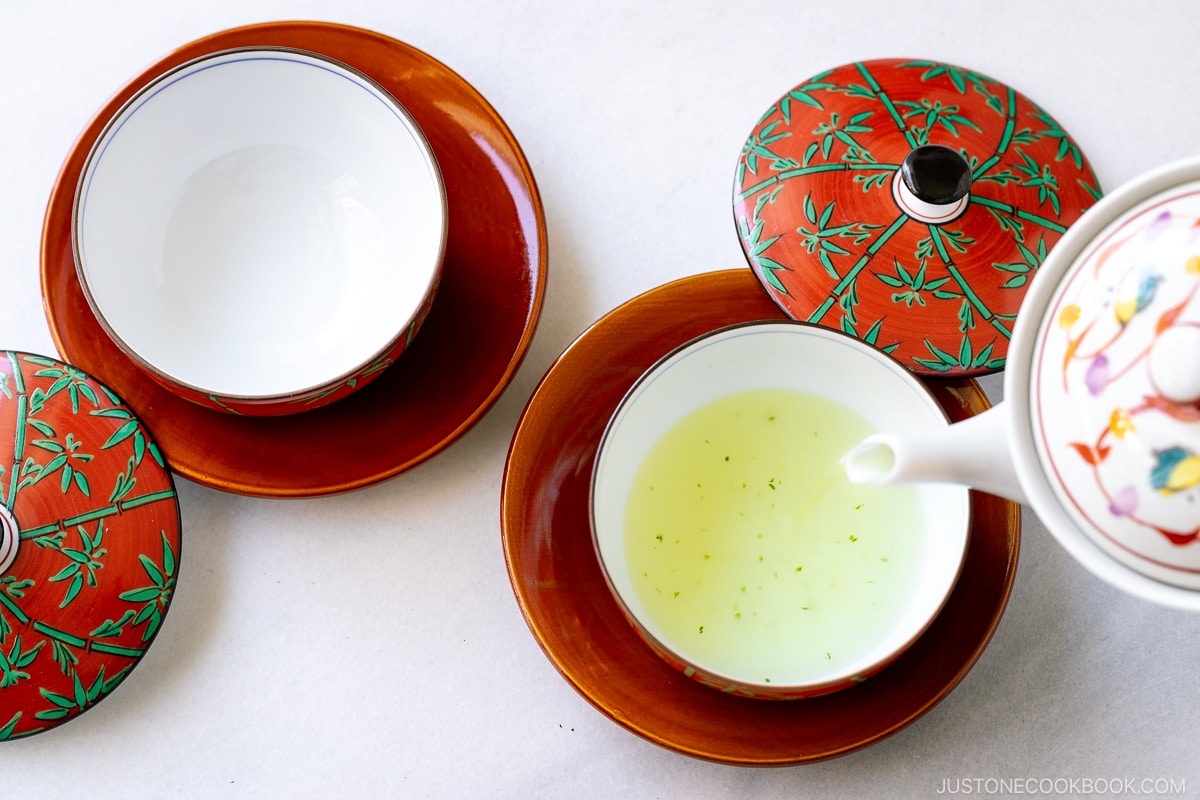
[41,21,547,497]
[501,269,1020,765]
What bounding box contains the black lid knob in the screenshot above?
[900,144,972,205]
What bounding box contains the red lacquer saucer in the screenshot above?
[501,269,1020,765]
[40,22,547,497]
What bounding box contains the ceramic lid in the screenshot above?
[733,58,1101,376]
[0,352,180,739]
[1031,179,1200,590]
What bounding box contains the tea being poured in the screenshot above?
[623,389,924,685]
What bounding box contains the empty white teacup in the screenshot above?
[73,47,447,415]
[590,322,970,698]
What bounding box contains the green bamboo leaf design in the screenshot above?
[977,168,1021,186]
[1010,127,1039,145]
[132,602,157,626]
[917,340,961,371]
[0,374,9,400]
[36,687,76,721]
[46,524,106,608]
[987,208,1026,240]
[91,610,137,640]
[1,577,32,601]
[102,418,140,450]
[142,611,163,640]
[49,639,79,675]
[791,88,828,109]
[751,233,780,257]
[27,388,48,415]
[839,287,859,327]
[78,382,98,407]
[28,419,55,437]
[139,554,165,587]
[940,229,975,254]
[801,142,820,168]
[840,83,876,100]
[752,184,783,219]
[31,439,64,453]
[912,357,953,372]
[818,251,840,280]
[958,300,977,332]
[863,318,884,346]
[853,171,891,192]
[109,457,137,503]
[971,343,996,370]
[1,636,45,688]
[120,587,162,604]
[0,712,19,740]
[41,454,68,476]
[72,672,88,709]
[161,531,176,578]
[43,690,75,710]
[35,707,71,722]
[118,532,176,642]
[86,668,106,703]
[818,201,835,229]
[14,642,42,669]
[30,530,65,550]
[757,261,789,295]
[743,151,757,177]
[61,574,83,608]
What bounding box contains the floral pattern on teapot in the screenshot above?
[1034,187,1200,586]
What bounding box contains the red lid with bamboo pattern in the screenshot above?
[0,352,180,739]
[733,58,1102,375]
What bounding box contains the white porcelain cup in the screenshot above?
[590,322,970,698]
[73,47,447,415]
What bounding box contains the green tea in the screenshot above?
[624,389,923,685]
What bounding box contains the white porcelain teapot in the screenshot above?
[845,158,1200,611]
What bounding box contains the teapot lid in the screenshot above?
[733,58,1100,376]
[0,351,180,739]
[1029,169,1200,590]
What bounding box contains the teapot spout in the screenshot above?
[843,403,1027,505]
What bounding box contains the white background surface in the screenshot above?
[2,1,1199,797]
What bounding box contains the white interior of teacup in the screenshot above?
[74,48,446,399]
[591,322,970,693]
